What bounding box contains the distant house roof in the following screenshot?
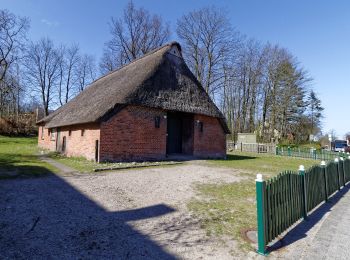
[38,42,229,133]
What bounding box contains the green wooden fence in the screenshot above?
[276,146,348,161]
[256,156,350,255]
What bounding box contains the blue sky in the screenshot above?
[2,0,349,138]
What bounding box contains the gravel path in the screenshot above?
[0,161,244,259]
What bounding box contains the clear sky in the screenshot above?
[2,0,349,138]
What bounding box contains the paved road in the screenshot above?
[275,185,350,259]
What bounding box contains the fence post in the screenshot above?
[340,157,345,187]
[288,146,291,156]
[299,165,308,220]
[256,174,268,255]
[348,156,350,184]
[334,158,341,191]
[276,146,279,155]
[321,161,328,202]
[313,149,317,160]
[347,156,350,184]
[241,142,243,152]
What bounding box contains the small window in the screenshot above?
[50,128,56,141]
[41,127,44,140]
[155,116,161,128]
[81,129,85,136]
[68,130,72,137]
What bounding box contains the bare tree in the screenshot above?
[99,48,120,74]
[0,9,29,82]
[100,0,170,73]
[57,44,80,105]
[0,9,28,118]
[177,6,239,97]
[76,54,96,92]
[24,38,61,116]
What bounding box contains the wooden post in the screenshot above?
[335,158,341,191]
[299,165,308,220]
[321,161,328,202]
[256,174,268,255]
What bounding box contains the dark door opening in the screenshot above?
[167,112,182,154]
[62,136,66,153]
[166,112,194,155]
[95,140,99,162]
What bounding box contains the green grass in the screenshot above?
[189,151,317,251]
[48,153,102,172]
[0,135,58,178]
[209,152,316,178]
[48,152,182,173]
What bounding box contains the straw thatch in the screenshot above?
[38,42,229,133]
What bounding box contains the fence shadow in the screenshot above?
[0,164,177,259]
[225,154,257,161]
[269,185,350,252]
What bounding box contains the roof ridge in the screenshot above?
[89,41,180,87]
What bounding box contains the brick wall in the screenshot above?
[56,124,100,161]
[38,123,100,161]
[38,106,226,162]
[193,114,226,158]
[38,126,56,151]
[100,105,167,162]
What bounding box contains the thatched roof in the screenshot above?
[38,42,229,133]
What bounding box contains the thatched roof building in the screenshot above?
[38,42,229,162]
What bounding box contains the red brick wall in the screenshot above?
[56,124,100,161]
[193,114,226,158]
[100,105,167,162]
[38,124,100,161]
[38,126,56,151]
[38,106,226,162]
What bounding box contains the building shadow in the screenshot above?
[0,154,55,178]
[268,185,350,253]
[0,164,177,259]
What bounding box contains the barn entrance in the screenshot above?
[166,112,194,155]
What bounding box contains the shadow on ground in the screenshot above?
[269,185,350,253]
[0,154,53,178]
[0,164,177,259]
[223,154,257,161]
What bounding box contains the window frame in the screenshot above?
[50,128,56,141]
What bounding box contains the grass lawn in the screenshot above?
[189,151,317,251]
[0,135,58,178]
[48,152,182,172]
[209,152,317,179]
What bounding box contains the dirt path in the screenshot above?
[0,161,246,259]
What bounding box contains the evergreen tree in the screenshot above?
[307,90,324,135]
